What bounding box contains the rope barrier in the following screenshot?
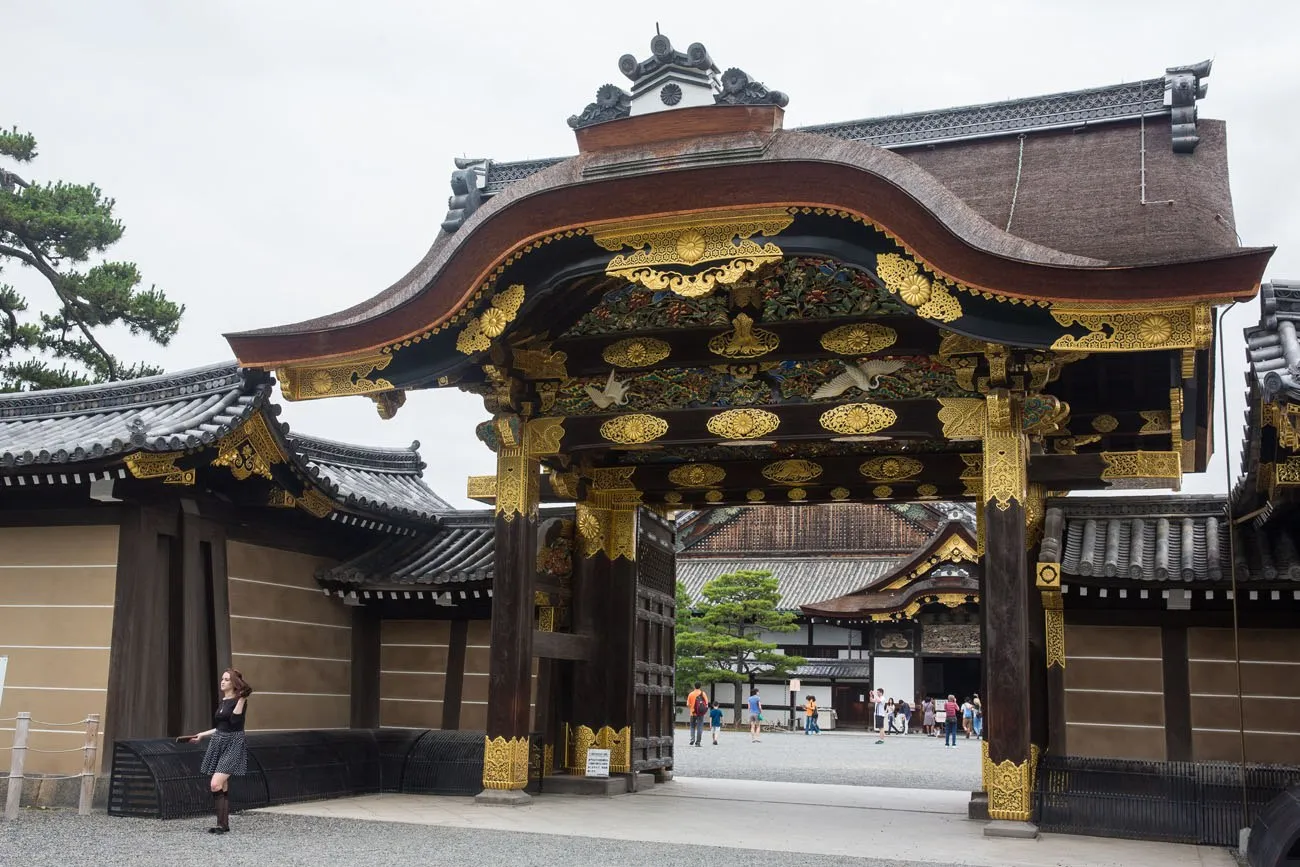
[0,716,18,723]
[25,746,90,753]
[28,718,91,727]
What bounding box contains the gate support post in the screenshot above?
[980,390,1038,837]
[477,415,539,805]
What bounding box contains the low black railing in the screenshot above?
[109,728,492,819]
[1036,755,1300,847]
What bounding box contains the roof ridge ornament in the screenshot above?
[1164,59,1211,154]
[567,33,787,130]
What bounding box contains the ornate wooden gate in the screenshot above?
[632,508,675,776]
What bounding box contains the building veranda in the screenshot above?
[3,33,1298,850]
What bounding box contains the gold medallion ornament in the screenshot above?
[830,486,851,500]
[602,337,672,368]
[593,208,793,298]
[482,736,530,790]
[1036,562,1061,589]
[873,485,893,499]
[819,403,897,437]
[1090,414,1119,433]
[668,463,726,488]
[662,491,683,504]
[706,408,780,440]
[762,459,823,484]
[707,313,780,359]
[787,487,808,502]
[859,456,924,481]
[457,284,526,354]
[916,484,938,499]
[746,489,765,502]
[875,253,962,323]
[705,490,723,503]
[599,414,668,445]
[819,323,899,356]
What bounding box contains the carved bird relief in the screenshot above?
[585,369,631,410]
[812,359,908,399]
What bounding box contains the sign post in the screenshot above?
[585,748,611,778]
[788,678,801,730]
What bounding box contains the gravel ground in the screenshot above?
[1,810,937,867]
[673,725,983,791]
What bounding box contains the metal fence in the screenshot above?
[1036,754,1300,846]
[109,728,487,819]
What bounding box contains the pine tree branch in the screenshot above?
[3,239,120,380]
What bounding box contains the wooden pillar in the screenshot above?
[179,500,215,736]
[1025,485,1049,755]
[981,390,1034,825]
[442,619,469,730]
[1043,590,1067,756]
[350,605,381,728]
[1161,626,1192,761]
[478,416,539,801]
[570,530,610,733]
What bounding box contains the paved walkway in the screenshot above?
[260,776,1236,867]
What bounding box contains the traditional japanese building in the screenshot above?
[220,34,1272,825]
[676,502,980,726]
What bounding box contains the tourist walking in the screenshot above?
[686,682,709,747]
[804,695,820,734]
[709,703,724,745]
[873,689,888,744]
[922,697,935,736]
[747,688,763,742]
[962,697,975,738]
[943,694,960,748]
[180,668,252,833]
[973,694,983,737]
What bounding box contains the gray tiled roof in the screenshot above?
[319,511,494,587]
[1045,496,1300,584]
[1245,280,1300,402]
[677,557,901,610]
[792,661,872,680]
[287,433,451,521]
[0,362,268,467]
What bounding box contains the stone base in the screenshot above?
[541,774,629,796]
[632,771,657,792]
[0,774,109,811]
[474,788,533,807]
[967,791,990,821]
[652,769,673,784]
[983,820,1039,839]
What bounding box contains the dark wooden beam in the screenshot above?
[1161,626,1193,762]
[531,630,595,661]
[350,606,381,728]
[441,619,469,730]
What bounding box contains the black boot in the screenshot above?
[208,791,230,833]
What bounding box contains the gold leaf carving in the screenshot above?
[481,736,530,790]
[297,488,334,518]
[1138,410,1170,435]
[859,456,924,481]
[830,487,851,500]
[1036,562,1061,590]
[457,284,526,355]
[1090,414,1119,433]
[1276,456,1300,486]
[916,483,938,499]
[819,323,898,356]
[704,490,723,503]
[599,414,668,445]
[986,749,1033,822]
[124,451,195,485]
[707,313,779,359]
[212,414,284,481]
[1044,591,1065,670]
[746,489,765,502]
[277,353,395,401]
[1100,450,1183,489]
[514,347,569,379]
[593,208,793,298]
[526,417,566,455]
[876,253,962,323]
[668,463,726,488]
[467,475,496,501]
[819,403,897,436]
[602,337,672,368]
[706,408,780,440]
[1049,304,1210,352]
[873,485,893,498]
[787,487,808,501]
[663,492,683,504]
[982,392,1027,511]
[762,459,823,485]
[937,398,985,441]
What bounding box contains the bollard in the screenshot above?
[4,712,30,820]
[79,714,100,816]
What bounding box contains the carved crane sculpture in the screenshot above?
[812,359,908,399]
[585,369,632,410]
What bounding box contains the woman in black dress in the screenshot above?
[181,668,252,833]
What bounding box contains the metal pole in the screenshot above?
[4,712,30,820]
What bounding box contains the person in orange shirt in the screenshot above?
[686,682,709,747]
[804,695,820,735]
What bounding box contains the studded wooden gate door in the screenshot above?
[633,508,676,776]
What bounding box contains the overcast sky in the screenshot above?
[7,1,1298,507]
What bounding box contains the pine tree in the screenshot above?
[0,126,184,391]
[676,569,805,724]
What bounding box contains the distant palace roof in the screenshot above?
[1246,280,1300,403]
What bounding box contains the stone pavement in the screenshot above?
[260,775,1236,867]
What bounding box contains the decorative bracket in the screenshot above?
[211,414,285,481]
[124,451,195,486]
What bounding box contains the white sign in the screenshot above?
[0,656,6,707]
[788,679,801,693]
[585,748,611,778]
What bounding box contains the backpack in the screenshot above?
[693,694,707,716]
